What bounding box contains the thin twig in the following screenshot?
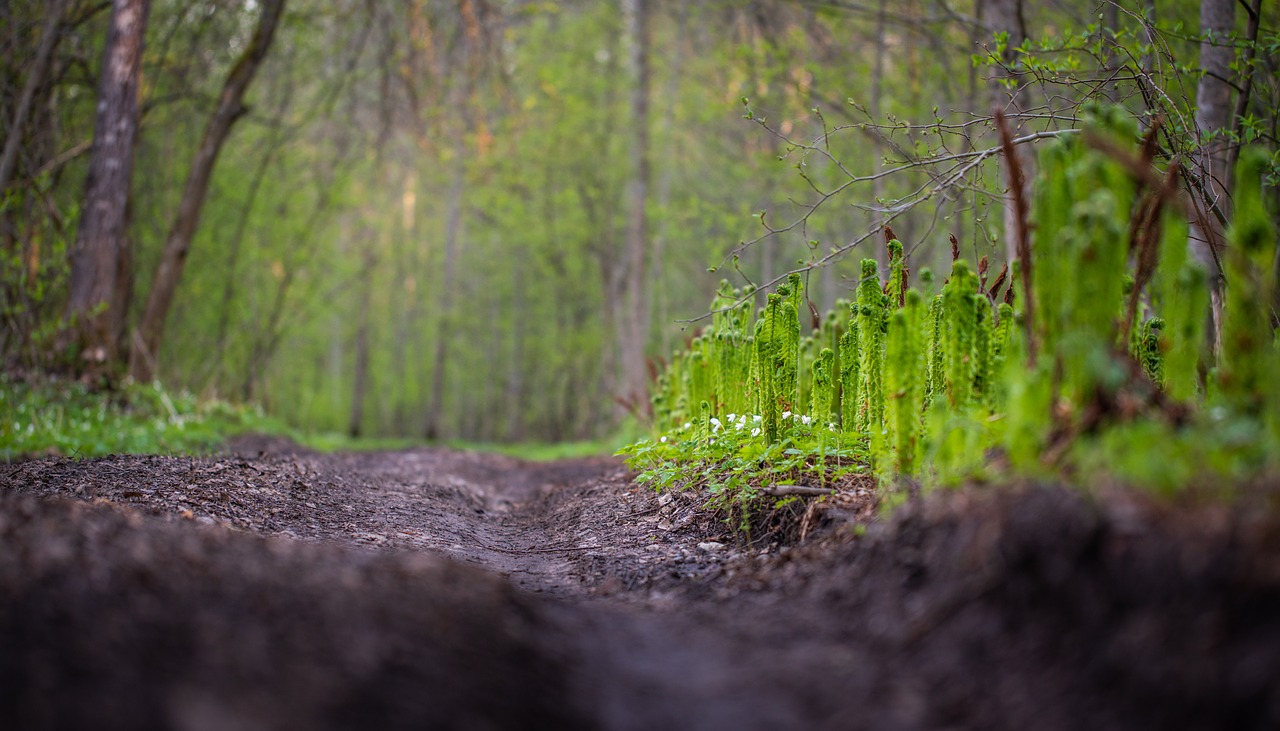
[995,108,1038,364]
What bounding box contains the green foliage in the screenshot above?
[625,116,1280,527]
[0,377,276,460]
[810,347,835,427]
[856,259,887,432]
[1219,148,1278,415]
[885,291,924,478]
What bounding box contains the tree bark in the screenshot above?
[1192,0,1236,347]
[0,0,66,194]
[618,0,652,416]
[349,247,376,438]
[1194,0,1236,218]
[980,0,1030,265]
[423,32,472,441]
[65,0,150,371]
[130,0,286,382]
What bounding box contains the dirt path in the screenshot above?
[3,439,1279,730]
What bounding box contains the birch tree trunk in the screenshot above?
[1192,0,1236,345]
[130,0,286,382]
[65,0,149,372]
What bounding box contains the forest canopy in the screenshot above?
[2,0,1277,444]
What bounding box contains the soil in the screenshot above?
[2,435,1279,730]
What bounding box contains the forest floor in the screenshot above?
[2,437,1280,730]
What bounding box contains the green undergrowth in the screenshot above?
[621,108,1280,525]
[1,375,280,460]
[2,375,620,462]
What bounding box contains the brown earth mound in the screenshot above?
[1,441,1278,729]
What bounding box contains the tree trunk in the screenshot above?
[349,247,376,438]
[130,0,286,382]
[423,84,470,441]
[65,0,150,372]
[981,0,1030,265]
[1192,0,1236,348]
[0,0,66,195]
[618,0,652,416]
[1195,0,1236,218]
[506,246,526,441]
[869,0,889,269]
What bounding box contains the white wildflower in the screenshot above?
[800,415,811,426]
[753,415,762,423]
[683,422,692,430]
[751,428,761,437]
[660,436,667,443]
[781,410,792,420]
[726,413,737,421]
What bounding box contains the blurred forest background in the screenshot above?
[2,0,1277,444]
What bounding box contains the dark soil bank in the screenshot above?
[2,442,1279,730]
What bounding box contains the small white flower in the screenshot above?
[735,420,745,430]
[753,415,762,423]
[683,422,692,430]
[781,411,792,420]
[751,428,761,437]
[726,413,737,421]
[800,415,811,425]
[710,417,722,428]
[660,436,667,443]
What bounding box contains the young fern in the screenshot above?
[856,259,887,433]
[839,308,860,433]
[1219,148,1277,415]
[810,347,836,426]
[885,290,925,478]
[943,260,977,410]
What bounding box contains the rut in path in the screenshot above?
[2,444,1279,730]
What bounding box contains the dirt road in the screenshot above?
[2,439,1278,729]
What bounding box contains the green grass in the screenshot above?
[0,375,281,460]
[2,375,622,462]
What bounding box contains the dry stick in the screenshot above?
[1123,166,1181,343]
[995,108,1037,364]
[987,262,1009,301]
